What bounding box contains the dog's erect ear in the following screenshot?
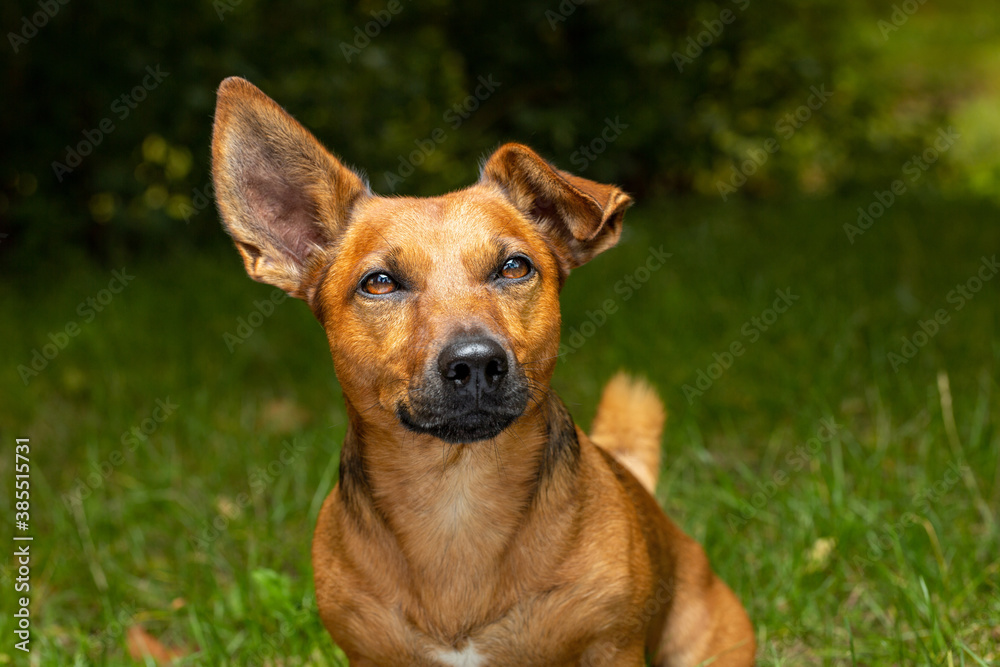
[212,77,369,299]
[479,143,632,273]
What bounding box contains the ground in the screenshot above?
[1,196,997,665]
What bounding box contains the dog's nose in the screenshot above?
[438,337,508,396]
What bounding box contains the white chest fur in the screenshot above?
[435,641,486,667]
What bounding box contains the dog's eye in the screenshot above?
[499,256,531,280]
[362,273,398,295]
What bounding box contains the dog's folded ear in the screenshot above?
[211,77,369,299]
[479,143,633,274]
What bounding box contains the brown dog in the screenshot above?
[211,77,755,666]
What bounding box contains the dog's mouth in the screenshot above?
[394,333,531,443]
[397,402,526,443]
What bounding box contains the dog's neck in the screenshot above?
[336,392,582,632]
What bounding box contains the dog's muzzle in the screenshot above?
[397,334,528,443]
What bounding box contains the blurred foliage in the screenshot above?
[1,0,999,268]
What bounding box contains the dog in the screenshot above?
[211,76,755,666]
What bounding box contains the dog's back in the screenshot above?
[590,373,665,494]
[591,375,756,666]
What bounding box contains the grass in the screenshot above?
[1,195,998,665]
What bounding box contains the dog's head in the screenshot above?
[211,77,632,443]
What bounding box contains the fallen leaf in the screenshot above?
[126,625,185,664]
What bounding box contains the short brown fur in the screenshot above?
[212,76,755,666]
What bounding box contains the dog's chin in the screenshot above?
[397,405,523,444]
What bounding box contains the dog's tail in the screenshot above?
[589,373,666,494]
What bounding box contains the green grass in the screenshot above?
[1,195,998,665]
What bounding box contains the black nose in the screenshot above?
[438,337,508,397]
